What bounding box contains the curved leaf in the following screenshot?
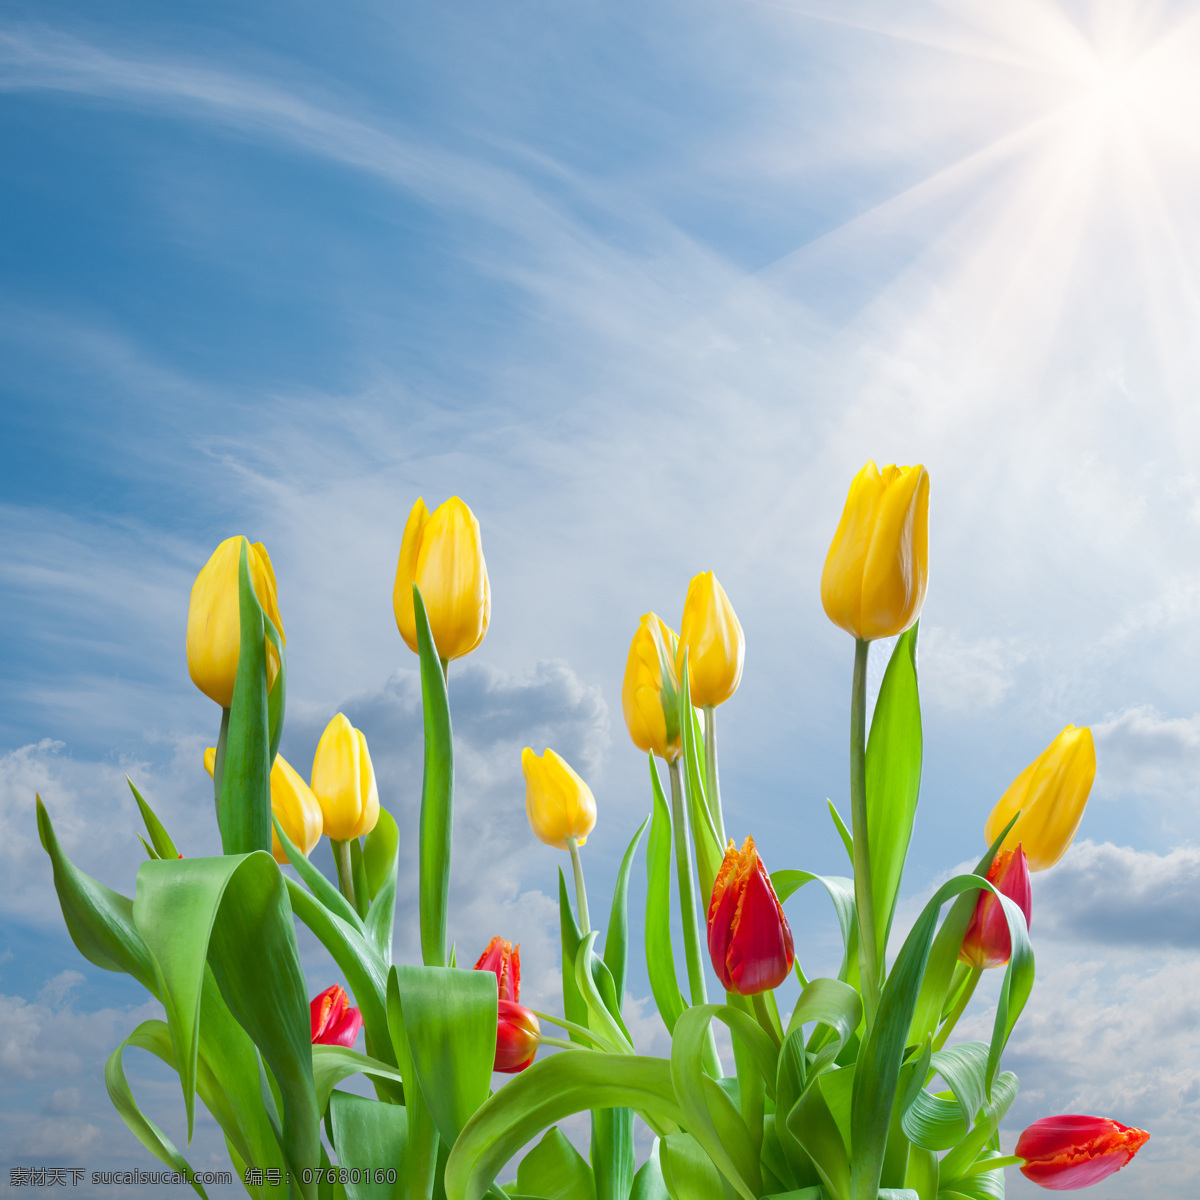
[132,853,319,1194]
[328,1089,408,1200]
[850,873,1033,1200]
[865,625,922,963]
[414,584,454,968]
[517,1127,596,1200]
[604,816,649,1000]
[36,798,157,993]
[104,1022,209,1198]
[658,1133,725,1200]
[273,813,364,932]
[444,1052,684,1200]
[646,760,686,1033]
[311,1045,406,1116]
[392,964,496,1146]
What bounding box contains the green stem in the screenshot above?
[332,839,357,911]
[440,656,449,683]
[751,992,782,1049]
[212,706,230,821]
[702,705,726,843]
[668,759,708,1007]
[527,1009,608,1048]
[539,1035,590,1053]
[934,965,982,1051]
[850,637,881,1026]
[962,1155,1023,1176]
[568,837,590,937]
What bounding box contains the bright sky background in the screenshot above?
[3,0,1200,1194]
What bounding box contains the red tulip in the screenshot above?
[494,1000,540,1073]
[707,836,794,995]
[473,936,521,1002]
[309,985,363,1047]
[1017,1114,1149,1189]
[959,844,1032,970]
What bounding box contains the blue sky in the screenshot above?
[3,0,1200,1194]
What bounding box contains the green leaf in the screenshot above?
[284,878,391,1065]
[36,797,157,993]
[392,964,496,1146]
[444,1052,685,1200]
[906,818,1019,1049]
[132,853,320,1194]
[311,1045,406,1116]
[365,808,400,902]
[328,1089,408,1200]
[865,625,922,964]
[773,871,858,984]
[591,1108,634,1200]
[670,1005,776,1200]
[128,779,180,860]
[827,801,854,867]
[645,760,686,1033]
[273,814,365,932]
[784,977,863,1083]
[903,1144,938,1200]
[786,1068,851,1200]
[414,584,454,968]
[558,868,590,1045]
[220,539,276,855]
[658,1133,725,1200]
[574,932,634,1052]
[629,1141,669,1200]
[516,1127,596,1200]
[850,872,1033,1200]
[351,838,371,921]
[104,1022,210,1198]
[386,970,439,1200]
[936,1073,1018,1184]
[603,816,649,1002]
[679,663,723,903]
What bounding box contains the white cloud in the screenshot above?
[916,625,1029,713]
[1093,705,1200,804]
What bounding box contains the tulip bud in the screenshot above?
[959,845,1031,969]
[1016,1114,1149,1189]
[494,999,540,1073]
[393,497,490,662]
[309,984,363,1047]
[707,836,795,995]
[821,462,929,642]
[474,936,521,1002]
[310,714,380,841]
[984,725,1096,872]
[204,748,323,864]
[622,613,683,762]
[186,536,285,708]
[677,572,744,708]
[522,748,597,850]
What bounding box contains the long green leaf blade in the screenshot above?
[414,584,454,967]
[864,625,922,964]
[645,760,686,1033]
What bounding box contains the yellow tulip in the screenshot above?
[187,536,285,708]
[821,462,929,641]
[984,725,1096,872]
[203,747,323,864]
[393,497,490,661]
[677,571,744,707]
[622,613,682,762]
[522,748,597,849]
[310,713,380,841]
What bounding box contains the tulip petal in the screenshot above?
[1017,1115,1149,1189]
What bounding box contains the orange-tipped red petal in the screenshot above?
[705,836,794,996]
[1017,1114,1149,1189]
[473,936,521,1002]
[309,984,363,1047]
